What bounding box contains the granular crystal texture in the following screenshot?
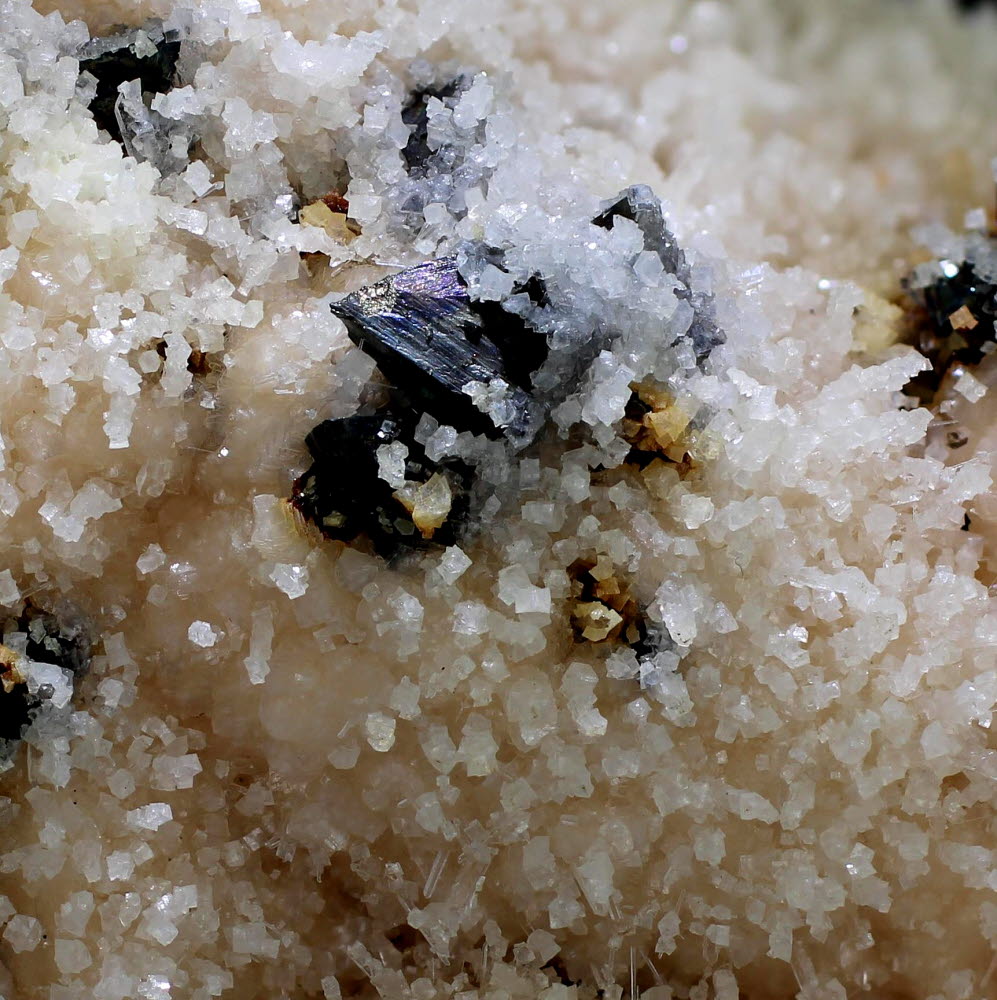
[595,185,725,362]
[0,1,995,999]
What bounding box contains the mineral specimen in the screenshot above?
[595,185,725,362]
[7,1,997,994]
[301,254,548,553]
[78,20,181,142]
[330,256,548,445]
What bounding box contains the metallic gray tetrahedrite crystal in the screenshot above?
[330,257,546,446]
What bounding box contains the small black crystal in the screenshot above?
[330,257,548,445]
[918,261,997,364]
[78,20,181,143]
[401,77,469,173]
[904,259,997,400]
[0,602,92,744]
[0,662,33,744]
[291,411,472,557]
[595,184,725,362]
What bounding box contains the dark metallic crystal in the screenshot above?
[330,257,548,445]
[78,20,181,143]
[904,260,997,401]
[400,77,469,173]
[595,184,725,362]
[0,602,92,743]
[291,411,472,557]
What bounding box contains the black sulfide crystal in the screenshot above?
[400,77,470,173]
[594,184,725,363]
[302,189,720,556]
[330,256,548,447]
[0,602,92,744]
[291,411,473,558]
[903,259,997,401]
[78,20,182,142]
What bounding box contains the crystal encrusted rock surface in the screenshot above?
[1,1,997,998]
